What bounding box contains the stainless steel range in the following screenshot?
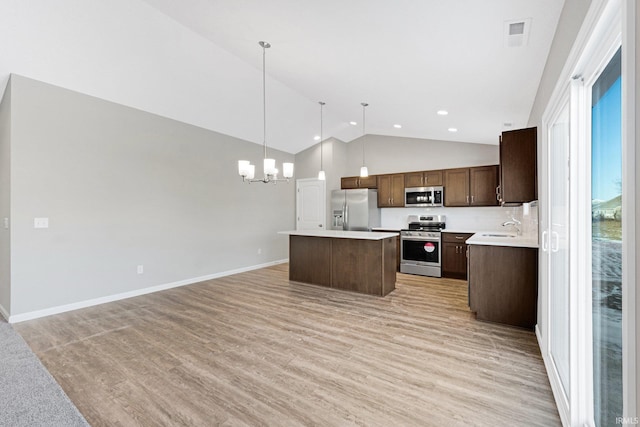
[400,215,446,277]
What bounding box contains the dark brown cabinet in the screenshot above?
[289,235,396,296]
[341,175,378,189]
[468,244,538,329]
[377,174,405,207]
[498,127,537,204]
[470,166,499,206]
[373,230,401,271]
[442,232,474,280]
[443,168,469,206]
[444,166,499,207]
[404,170,443,187]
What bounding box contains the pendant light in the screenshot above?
[360,102,369,178]
[317,101,326,181]
[238,41,294,184]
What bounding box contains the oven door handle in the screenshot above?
[401,236,440,242]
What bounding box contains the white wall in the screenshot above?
[295,134,499,183]
[0,78,11,319]
[7,75,295,318]
[345,134,499,176]
[0,0,348,155]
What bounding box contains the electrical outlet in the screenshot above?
[34,218,49,228]
[257,248,262,255]
[137,265,144,274]
[3,218,8,229]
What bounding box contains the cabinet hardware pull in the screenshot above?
[455,236,463,239]
[471,195,474,203]
[466,195,469,203]
[541,230,548,252]
[388,197,391,204]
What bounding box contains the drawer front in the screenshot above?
[442,232,474,243]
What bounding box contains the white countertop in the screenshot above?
[466,232,538,248]
[279,230,399,240]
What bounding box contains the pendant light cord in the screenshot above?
[262,43,267,160]
[320,101,324,170]
[361,103,368,166]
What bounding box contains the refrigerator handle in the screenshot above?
[343,203,348,230]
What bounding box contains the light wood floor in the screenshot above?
[15,265,560,426]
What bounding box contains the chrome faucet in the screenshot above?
[502,217,522,235]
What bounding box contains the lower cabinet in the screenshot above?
[442,232,474,280]
[468,244,538,329]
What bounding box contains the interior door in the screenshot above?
[296,178,326,231]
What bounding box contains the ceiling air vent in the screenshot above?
[504,18,531,48]
[509,22,525,36]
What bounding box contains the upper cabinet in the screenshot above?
[377,174,405,207]
[443,168,469,206]
[470,166,500,206]
[444,166,499,207]
[404,170,443,187]
[498,127,537,204]
[341,175,378,189]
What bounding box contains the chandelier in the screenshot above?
[238,41,293,183]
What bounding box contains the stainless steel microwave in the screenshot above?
[405,186,444,207]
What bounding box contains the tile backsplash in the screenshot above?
[381,201,538,238]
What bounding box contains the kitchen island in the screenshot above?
[279,230,398,296]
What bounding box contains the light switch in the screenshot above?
[3,218,8,229]
[34,218,49,228]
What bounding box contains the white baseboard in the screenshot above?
[0,302,9,322]
[8,259,288,324]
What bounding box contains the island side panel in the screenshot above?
[331,238,384,295]
[289,235,332,287]
[382,237,397,296]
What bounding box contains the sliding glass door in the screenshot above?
[539,2,632,424]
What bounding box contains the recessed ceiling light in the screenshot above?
[349,121,357,126]
[448,127,458,133]
[313,135,321,141]
[437,110,449,116]
[393,124,402,129]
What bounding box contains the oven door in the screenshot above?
[401,234,441,266]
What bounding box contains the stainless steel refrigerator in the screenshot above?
[331,189,381,231]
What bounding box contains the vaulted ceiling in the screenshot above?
[140,0,565,149]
